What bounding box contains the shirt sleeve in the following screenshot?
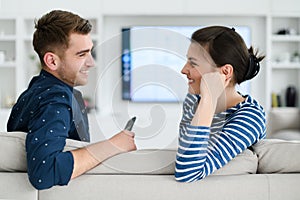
[26,89,74,190]
[179,93,200,136]
[175,96,266,182]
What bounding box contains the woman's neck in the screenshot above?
[215,86,245,114]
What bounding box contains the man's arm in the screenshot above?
[71,130,136,179]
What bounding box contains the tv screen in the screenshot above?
[121,26,251,102]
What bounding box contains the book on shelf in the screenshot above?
[272,92,282,107]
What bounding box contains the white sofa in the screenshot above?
[267,107,300,140]
[1,131,300,200]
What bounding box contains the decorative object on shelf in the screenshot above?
[29,54,41,70]
[286,86,297,107]
[271,93,278,107]
[291,51,300,63]
[0,51,5,64]
[83,96,94,113]
[276,28,297,35]
[279,52,291,63]
[4,95,15,108]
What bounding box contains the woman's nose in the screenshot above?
[181,63,189,75]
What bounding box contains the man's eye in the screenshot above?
[79,53,86,57]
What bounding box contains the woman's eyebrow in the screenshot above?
[186,56,198,62]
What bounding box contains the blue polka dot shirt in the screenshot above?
[7,69,90,190]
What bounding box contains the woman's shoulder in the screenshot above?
[241,95,264,111]
[231,95,266,121]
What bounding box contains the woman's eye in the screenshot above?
[190,62,197,67]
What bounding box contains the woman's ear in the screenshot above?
[220,64,233,81]
[43,52,59,71]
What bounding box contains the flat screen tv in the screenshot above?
[121,26,251,102]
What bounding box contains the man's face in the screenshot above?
[57,33,95,86]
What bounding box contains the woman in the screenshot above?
[175,26,266,182]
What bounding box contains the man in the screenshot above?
[7,10,136,190]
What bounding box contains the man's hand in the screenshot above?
[71,130,136,179]
[108,130,137,153]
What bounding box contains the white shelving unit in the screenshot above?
[0,18,17,110]
[266,13,300,110]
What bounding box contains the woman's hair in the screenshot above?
[33,10,92,66]
[191,26,265,84]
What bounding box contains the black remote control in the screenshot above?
[124,116,136,131]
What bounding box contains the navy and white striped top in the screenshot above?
[175,93,266,182]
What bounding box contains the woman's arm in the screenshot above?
[175,103,266,182]
[175,73,265,182]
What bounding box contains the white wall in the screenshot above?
[96,15,266,149]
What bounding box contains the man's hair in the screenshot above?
[33,10,92,66]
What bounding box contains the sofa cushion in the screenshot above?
[271,129,300,140]
[267,108,300,136]
[212,148,257,176]
[0,131,257,176]
[87,148,258,175]
[0,132,27,172]
[0,131,88,172]
[252,139,300,173]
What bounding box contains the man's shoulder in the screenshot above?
[22,77,74,107]
[29,73,73,98]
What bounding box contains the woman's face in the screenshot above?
[181,42,217,94]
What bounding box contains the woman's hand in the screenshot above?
[200,72,229,102]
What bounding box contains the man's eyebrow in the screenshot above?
[76,49,90,55]
[76,46,94,55]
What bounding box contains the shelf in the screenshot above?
[0,35,17,41]
[272,62,300,69]
[23,35,33,41]
[267,14,300,110]
[272,35,300,42]
[0,61,16,68]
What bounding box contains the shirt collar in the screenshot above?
[40,69,74,91]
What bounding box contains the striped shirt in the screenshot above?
[175,93,266,182]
